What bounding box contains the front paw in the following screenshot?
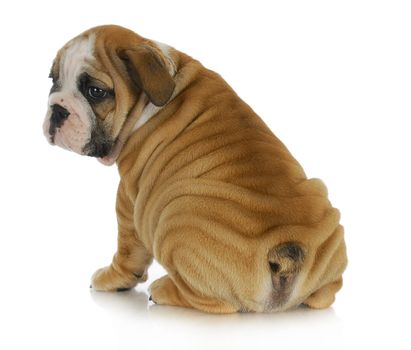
[91,265,146,292]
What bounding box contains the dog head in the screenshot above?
[43,25,175,164]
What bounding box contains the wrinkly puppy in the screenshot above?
[43,25,347,313]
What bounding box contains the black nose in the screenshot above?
[49,104,70,139]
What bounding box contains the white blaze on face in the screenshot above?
[43,34,97,154]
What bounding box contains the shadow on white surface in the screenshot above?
[90,288,344,349]
[90,287,338,321]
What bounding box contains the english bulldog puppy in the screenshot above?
[43,25,347,313]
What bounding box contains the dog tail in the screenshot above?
[267,242,305,308]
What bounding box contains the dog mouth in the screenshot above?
[53,129,73,151]
[83,138,114,158]
[48,126,113,158]
[43,105,113,157]
[82,122,114,158]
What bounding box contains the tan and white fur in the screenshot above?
[43,25,347,313]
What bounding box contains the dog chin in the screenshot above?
[83,139,114,158]
[48,129,113,158]
[53,129,84,154]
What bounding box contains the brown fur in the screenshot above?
[57,25,347,313]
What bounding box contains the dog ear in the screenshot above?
[119,45,175,106]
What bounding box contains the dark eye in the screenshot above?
[88,86,108,100]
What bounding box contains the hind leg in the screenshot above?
[149,275,191,308]
[303,278,343,309]
[149,275,238,314]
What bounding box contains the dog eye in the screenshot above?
[88,86,108,100]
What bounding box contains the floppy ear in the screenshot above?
[119,45,175,106]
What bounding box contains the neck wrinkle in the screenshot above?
[98,94,147,166]
[115,54,206,194]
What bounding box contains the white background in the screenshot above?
[0,0,410,349]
